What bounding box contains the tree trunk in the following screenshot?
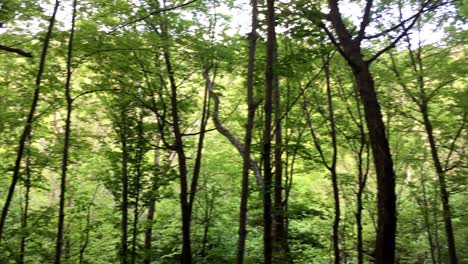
[352,64,396,264]
[55,0,76,262]
[324,1,398,261]
[143,141,160,264]
[79,186,98,264]
[0,0,60,240]
[272,21,289,264]
[324,61,340,264]
[161,28,192,264]
[131,112,145,264]
[236,0,258,262]
[420,104,458,263]
[417,171,437,264]
[17,138,32,264]
[120,104,130,264]
[263,0,277,262]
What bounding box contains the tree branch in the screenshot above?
[0,44,33,58]
[356,0,374,42]
[106,0,198,34]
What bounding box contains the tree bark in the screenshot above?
[131,111,145,264]
[272,14,289,264]
[236,0,258,262]
[143,141,160,264]
[161,25,192,263]
[55,0,76,262]
[323,1,399,261]
[0,0,60,240]
[17,138,32,264]
[353,64,396,264]
[421,105,458,263]
[119,98,130,264]
[324,61,340,264]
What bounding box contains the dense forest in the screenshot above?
[0,0,466,263]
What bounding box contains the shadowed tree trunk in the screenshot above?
[303,56,340,263]
[318,0,447,261]
[131,111,145,264]
[0,0,60,240]
[17,138,32,264]
[336,72,370,264]
[143,140,160,264]
[236,0,258,263]
[388,29,461,262]
[263,0,277,262]
[272,10,289,264]
[55,0,77,262]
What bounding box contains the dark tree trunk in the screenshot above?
[131,113,145,264]
[55,1,77,263]
[143,142,160,264]
[389,34,458,263]
[352,64,396,264]
[236,1,258,263]
[323,0,399,262]
[417,173,437,264]
[324,61,340,264]
[0,0,60,240]
[421,106,458,264]
[79,186,98,264]
[272,21,289,264]
[119,102,130,264]
[355,134,369,264]
[263,0,277,263]
[303,58,341,263]
[161,31,192,264]
[17,139,32,264]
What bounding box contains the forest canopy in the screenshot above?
[0,0,466,263]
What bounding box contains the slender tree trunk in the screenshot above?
[161,25,192,263]
[64,197,73,261]
[418,171,437,264]
[17,138,32,264]
[0,0,60,240]
[79,186,98,264]
[391,33,458,262]
[420,105,458,263]
[55,1,76,262]
[119,102,130,264]
[263,0,277,262]
[131,113,145,264]
[324,61,340,264]
[272,19,289,264]
[355,138,368,264]
[236,1,258,263]
[200,177,214,259]
[143,141,160,264]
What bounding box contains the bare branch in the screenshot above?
[356,0,374,42]
[106,0,198,34]
[0,44,33,58]
[366,0,449,64]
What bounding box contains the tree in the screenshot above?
[0,0,60,241]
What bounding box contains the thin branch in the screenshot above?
[72,88,120,101]
[106,0,198,34]
[0,44,33,58]
[356,0,374,42]
[366,0,449,64]
[317,23,351,64]
[443,112,467,171]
